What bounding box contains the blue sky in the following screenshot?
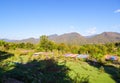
[0,0,120,39]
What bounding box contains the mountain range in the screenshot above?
[1,32,120,45]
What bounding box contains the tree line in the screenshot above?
[0,35,120,59]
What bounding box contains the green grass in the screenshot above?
[0,50,118,83]
[65,61,116,83]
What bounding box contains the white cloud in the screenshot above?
[114,9,120,13]
[86,27,97,36]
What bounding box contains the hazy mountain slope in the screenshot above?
[14,38,39,44]
[1,32,120,45]
[49,32,87,45]
[88,32,120,44]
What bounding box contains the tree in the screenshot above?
[8,43,17,50]
[47,41,56,52]
[105,43,115,54]
[69,45,79,54]
[39,35,56,52]
[57,43,69,53]
[17,43,25,48]
[25,42,34,49]
[4,43,10,50]
[0,40,6,46]
[78,46,87,54]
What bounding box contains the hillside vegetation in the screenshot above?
[0,35,120,83]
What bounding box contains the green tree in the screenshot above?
[69,45,79,54]
[25,42,34,49]
[4,43,9,50]
[39,35,56,52]
[9,43,17,50]
[47,41,56,51]
[78,46,87,54]
[57,43,69,53]
[17,43,25,48]
[105,43,115,54]
[0,40,6,46]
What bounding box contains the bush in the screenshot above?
[99,66,105,73]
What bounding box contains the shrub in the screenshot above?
[99,66,105,73]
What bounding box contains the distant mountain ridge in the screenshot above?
[88,32,120,44]
[49,32,87,45]
[1,32,120,45]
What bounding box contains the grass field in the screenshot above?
[65,61,116,83]
[0,50,119,83]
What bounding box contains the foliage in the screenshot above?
[1,59,72,83]
[0,40,120,82]
[0,40,6,46]
[57,43,69,53]
[38,35,56,52]
[117,66,120,79]
[25,42,35,49]
[73,72,89,83]
[99,66,105,73]
[0,49,119,83]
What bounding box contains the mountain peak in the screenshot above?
[1,32,120,45]
[62,32,81,35]
[101,32,120,37]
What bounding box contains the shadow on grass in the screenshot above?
[86,60,120,83]
[0,50,14,82]
[0,50,89,83]
[0,50,14,61]
[2,59,73,83]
